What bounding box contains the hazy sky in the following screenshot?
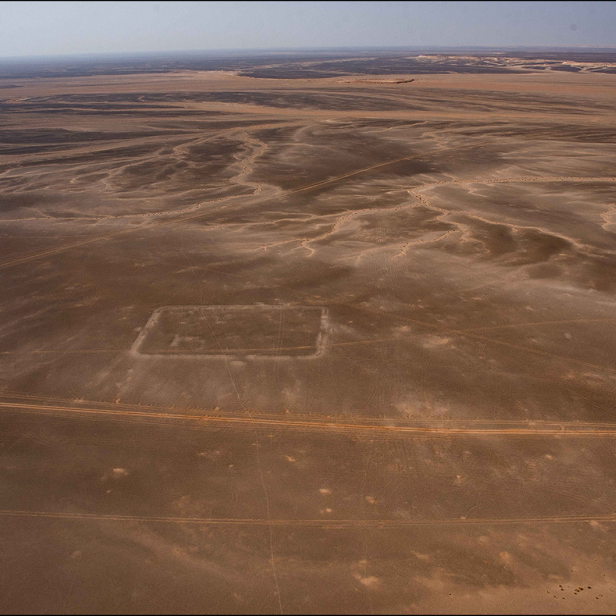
[1,1,615,59]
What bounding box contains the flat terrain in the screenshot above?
[1,51,616,613]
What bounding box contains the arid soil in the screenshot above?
[1,53,616,613]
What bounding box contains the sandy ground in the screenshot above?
[1,63,616,613]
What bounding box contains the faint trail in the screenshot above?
[460,317,616,333]
[359,437,377,615]
[356,304,616,376]
[287,155,616,199]
[458,268,525,294]
[0,194,233,270]
[2,431,31,455]
[274,305,285,388]
[0,509,615,528]
[289,155,416,194]
[440,175,616,187]
[200,312,283,615]
[61,552,81,613]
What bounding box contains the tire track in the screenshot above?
[0,509,614,528]
[2,400,616,437]
[6,388,616,427]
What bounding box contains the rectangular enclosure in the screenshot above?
[133,305,328,358]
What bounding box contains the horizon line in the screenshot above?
[2,44,616,62]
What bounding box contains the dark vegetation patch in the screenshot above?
[462,218,572,265]
[413,88,614,114]
[239,57,518,78]
[150,119,284,131]
[241,69,353,79]
[509,229,571,265]
[251,125,304,143]
[509,50,616,63]
[108,139,246,192]
[5,143,164,168]
[0,101,177,111]
[0,105,217,117]
[0,128,168,145]
[550,65,582,72]
[0,144,78,155]
[450,124,616,143]
[58,90,422,112]
[184,140,246,166]
[526,262,563,279]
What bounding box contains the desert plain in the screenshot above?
[1,50,616,613]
